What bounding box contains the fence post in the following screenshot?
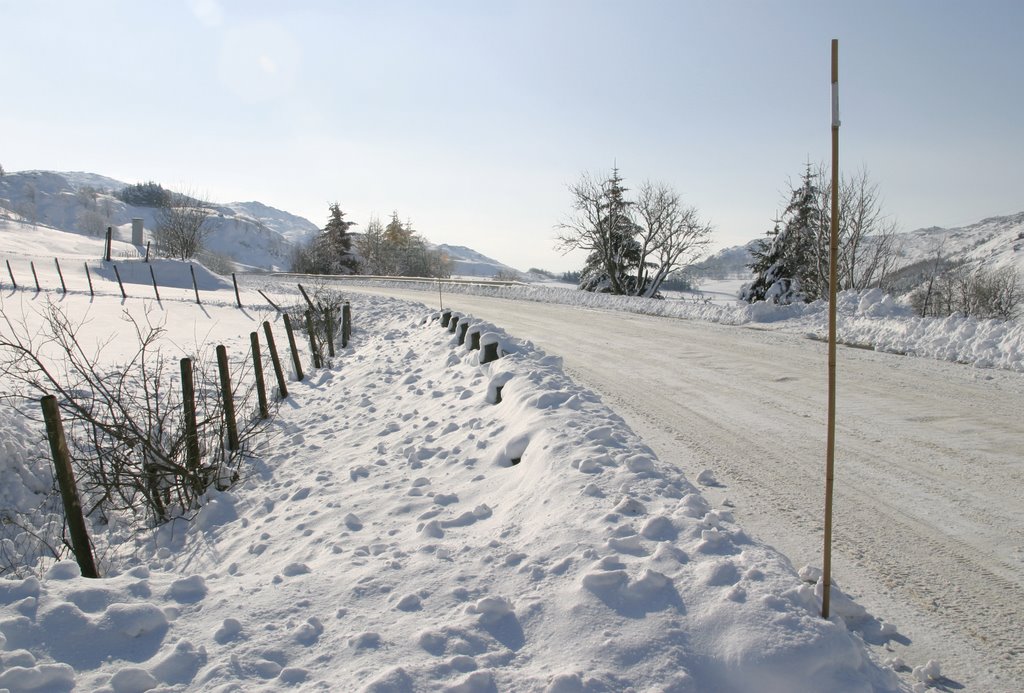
[40,395,99,579]
[179,358,202,487]
[257,289,281,312]
[324,308,336,358]
[104,227,112,262]
[283,314,304,381]
[216,345,240,452]
[30,261,40,292]
[5,260,15,289]
[149,266,161,302]
[250,332,269,419]
[263,321,288,399]
[297,283,316,312]
[144,241,151,263]
[112,264,127,299]
[305,309,322,369]
[190,264,201,305]
[84,263,94,297]
[342,302,351,348]
[54,258,67,293]
[232,273,242,308]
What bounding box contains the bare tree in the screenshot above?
[154,189,211,260]
[634,181,714,298]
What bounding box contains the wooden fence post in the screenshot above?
[179,358,201,484]
[324,308,336,358]
[104,227,112,262]
[40,395,99,579]
[216,345,240,452]
[297,283,316,313]
[250,332,269,419]
[282,313,304,381]
[30,261,40,292]
[190,264,201,304]
[144,241,151,263]
[149,266,161,302]
[263,321,288,398]
[342,303,351,348]
[84,263,94,297]
[305,309,322,369]
[112,264,126,299]
[54,258,67,293]
[232,273,242,308]
[5,260,15,289]
[257,289,281,312]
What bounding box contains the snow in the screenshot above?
[0,219,912,690]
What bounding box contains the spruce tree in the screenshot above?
[323,203,359,274]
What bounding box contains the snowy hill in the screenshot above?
[893,212,1024,272]
[0,171,313,271]
[435,243,522,279]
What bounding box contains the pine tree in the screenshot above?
[579,167,643,293]
[322,203,359,274]
[742,165,821,304]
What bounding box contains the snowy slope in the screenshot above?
[0,221,907,691]
[0,171,309,271]
[436,244,523,279]
[894,212,1024,272]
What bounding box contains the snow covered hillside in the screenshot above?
[0,214,909,690]
[0,171,315,271]
[436,244,523,279]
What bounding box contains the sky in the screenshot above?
[2,0,1022,273]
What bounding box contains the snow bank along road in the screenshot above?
[342,284,1024,691]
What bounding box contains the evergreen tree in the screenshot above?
[742,165,821,304]
[579,168,643,293]
[323,202,359,274]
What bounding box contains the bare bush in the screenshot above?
[0,299,264,555]
[155,189,211,260]
[910,264,1023,320]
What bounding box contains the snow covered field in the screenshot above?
[0,224,921,690]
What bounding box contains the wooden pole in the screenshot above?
[54,258,67,293]
[822,38,840,620]
[342,303,351,348]
[144,241,151,263]
[190,264,201,304]
[250,332,269,419]
[149,265,161,302]
[283,313,304,381]
[305,309,322,369]
[438,280,443,310]
[5,260,15,289]
[112,264,126,299]
[84,262,94,297]
[257,289,281,312]
[30,261,40,292]
[104,227,112,262]
[41,395,99,578]
[216,345,240,452]
[263,321,288,398]
[232,272,242,308]
[297,283,316,313]
[179,358,201,482]
[324,308,336,358]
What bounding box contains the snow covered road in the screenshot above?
[343,284,1024,691]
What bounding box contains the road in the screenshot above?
[341,285,1024,691]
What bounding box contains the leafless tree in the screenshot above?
[154,189,211,260]
[634,181,714,298]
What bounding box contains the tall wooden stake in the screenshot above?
[30,261,40,292]
[104,227,112,262]
[283,313,304,381]
[55,258,67,293]
[113,264,127,299]
[216,345,240,452]
[84,262,94,297]
[41,395,99,578]
[263,321,288,398]
[250,332,269,419]
[179,358,201,481]
[822,38,840,620]
[149,265,161,302]
[232,272,242,308]
[5,259,15,289]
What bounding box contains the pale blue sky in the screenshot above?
[3,0,1022,272]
